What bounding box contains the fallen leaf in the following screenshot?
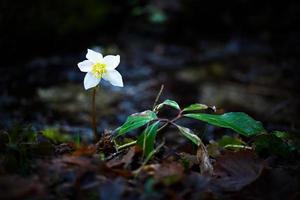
[0,175,44,200]
[141,161,185,185]
[100,178,126,200]
[96,130,115,154]
[197,142,213,175]
[72,144,96,156]
[106,146,138,168]
[231,167,300,200]
[55,142,75,155]
[212,150,265,191]
[179,142,213,175]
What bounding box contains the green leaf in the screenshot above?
[183,103,208,112]
[154,99,180,111]
[175,125,201,146]
[272,131,290,139]
[8,124,37,144]
[254,134,291,158]
[42,128,71,143]
[217,135,250,150]
[218,135,246,147]
[117,110,157,137]
[184,112,264,137]
[137,121,160,158]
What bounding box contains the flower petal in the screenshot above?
[78,60,93,72]
[103,55,120,70]
[86,49,103,63]
[103,70,123,87]
[84,72,100,90]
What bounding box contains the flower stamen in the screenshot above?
[91,63,107,78]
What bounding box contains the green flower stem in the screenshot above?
[92,87,98,141]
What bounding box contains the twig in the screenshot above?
[105,149,127,161]
[152,84,164,110]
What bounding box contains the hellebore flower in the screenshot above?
[78,49,123,90]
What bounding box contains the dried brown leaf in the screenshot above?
[0,175,44,200]
[106,146,138,168]
[140,161,185,185]
[212,150,265,191]
[72,144,96,156]
[96,130,115,154]
[197,142,213,175]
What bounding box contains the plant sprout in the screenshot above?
[114,97,265,160]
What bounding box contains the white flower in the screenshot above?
[77,49,124,90]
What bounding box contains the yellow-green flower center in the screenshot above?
[91,63,107,78]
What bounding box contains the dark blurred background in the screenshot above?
[1,0,299,137]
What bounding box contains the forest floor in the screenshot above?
[1,36,299,200]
